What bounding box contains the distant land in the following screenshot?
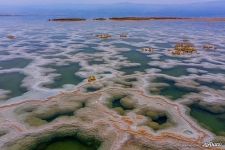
[0,1,225,17]
[48,17,225,22]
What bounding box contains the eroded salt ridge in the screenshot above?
[0,20,225,149]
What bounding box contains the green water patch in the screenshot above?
[25,109,76,126]
[43,63,84,89]
[118,65,145,75]
[69,44,103,55]
[195,79,225,90]
[88,59,105,65]
[31,131,101,150]
[0,58,31,70]
[199,59,224,66]
[81,44,101,53]
[107,94,136,115]
[0,51,10,55]
[0,130,7,137]
[151,62,225,76]
[201,67,225,75]
[34,137,98,150]
[159,54,187,61]
[122,38,147,43]
[114,80,133,88]
[42,111,75,122]
[85,86,101,93]
[138,108,172,131]
[183,65,225,76]
[189,103,225,136]
[150,77,198,100]
[154,42,173,49]
[156,66,190,77]
[113,43,138,49]
[23,42,49,53]
[44,55,68,59]
[120,49,151,66]
[50,35,70,40]
[118,50,151,75]
[114,77,137,88]
[124,77,138,82]
[21,100,85,126]
[0,72,27,100]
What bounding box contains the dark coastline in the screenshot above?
[48,17,225,22]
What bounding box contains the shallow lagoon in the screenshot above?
[0,17,225,137]
[189,103,225,136]
[34,136,101,150]
[43,62,84,89]
[0,72,27,100]
[150,77,199,100]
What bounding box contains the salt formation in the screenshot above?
[170,41,197,55]
[96,34,112,39]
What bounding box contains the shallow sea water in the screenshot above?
[0,16,225,136]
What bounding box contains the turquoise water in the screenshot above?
[0,72,27,100]
[189,103,225,136]
[155,65,190,77]
[43,63,84,89]
[0,58,31,70]
[150,77,199,100]
[0,16,225,146]
[118,49,152,75]
[195,79,225,90]
[34,136,100,150]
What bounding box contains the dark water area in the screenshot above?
[42,63,84,89]
[151,77,199,100]
[189,103,225,136]
[34,136,101,150]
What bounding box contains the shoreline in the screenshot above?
[48,17,225,22]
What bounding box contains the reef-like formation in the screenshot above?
[0,83,220,150]
[6,35,16,40]
[141,47,154,53]
[96,34,112,39]
[203,44,217,50]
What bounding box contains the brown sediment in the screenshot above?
[6,35,16,40]
[48,17,225,22]
[109,17,187,21]
[109,17,225,22]
[93,18,107,21]
[48,18,86,22]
